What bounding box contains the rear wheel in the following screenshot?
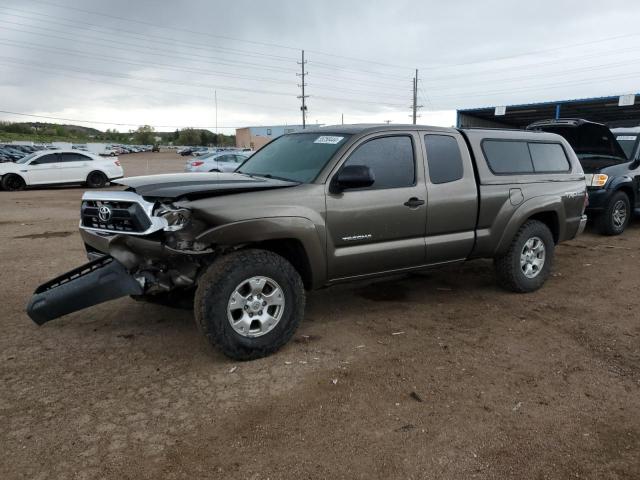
[1,174,26,191]
[195,249,305,360]
[595,191,630,236]
[494,220,554,293]
[86,171,108,188]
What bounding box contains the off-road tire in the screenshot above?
[494,220,554,293]
[131,289,195,310]
[1,174,26,191]
[86,171,108,188]
[595,191,630,236]
[195,249,305,360]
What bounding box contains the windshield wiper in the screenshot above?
[247,173,299,183]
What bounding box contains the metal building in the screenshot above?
[235,124,306,149]
[457,94,640,129]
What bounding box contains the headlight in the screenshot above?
[584,173,608,188]
[155,205,191,231]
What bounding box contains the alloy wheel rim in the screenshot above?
[520,236,546,279]
[227,276,285,338]
[612,200,627,228]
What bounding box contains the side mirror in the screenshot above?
[331,165,375,193]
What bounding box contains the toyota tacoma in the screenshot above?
[27,125,588,360]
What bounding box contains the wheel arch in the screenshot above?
[494,198,564,256]
[1,172,27,189]
[195,217,326,289]
[612,182,635,205]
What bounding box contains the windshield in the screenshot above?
[615,135,637,159]
[16,152,39,164]
[237,133,350,183]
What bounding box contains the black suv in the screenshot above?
[528,119,640,235]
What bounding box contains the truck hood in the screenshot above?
[527,120,629,169]
[114,172,299,199]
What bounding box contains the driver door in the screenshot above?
[325,133,427,280]
[25,153,63,184]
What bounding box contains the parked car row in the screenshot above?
[184,151,251,172]
[178,146,253,157]
[0,144,47,162]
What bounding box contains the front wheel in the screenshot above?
[494,220,554,293]
[595,191,630,236]
[195,249,305,360]
[1,174,26,191]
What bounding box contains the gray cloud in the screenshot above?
[1,0,640,131]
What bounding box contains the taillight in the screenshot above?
[191,161,204,167]
[114,160,121,166]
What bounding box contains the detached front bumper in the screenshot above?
[26,256,143,325]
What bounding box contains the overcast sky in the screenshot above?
[1,0,640,132]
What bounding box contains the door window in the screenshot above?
[424,135,464,184]
[342,136,415,189]
[32,154,60,165]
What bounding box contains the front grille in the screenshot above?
[81,199,152,233]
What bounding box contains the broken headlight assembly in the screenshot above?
[155,204,192,231]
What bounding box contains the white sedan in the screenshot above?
[184,151,250,173]
[0,150,124,191]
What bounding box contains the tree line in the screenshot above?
[0,122,236,146]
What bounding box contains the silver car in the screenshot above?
[184,152,250,173]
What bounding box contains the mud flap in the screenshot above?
[26,256,143,325]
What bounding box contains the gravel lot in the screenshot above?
[1,151,639,479]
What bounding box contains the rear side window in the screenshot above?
[424,134,464,184]
[528,143,570,172]
[343,135,415,189]
[62,153,91,162]
[482,140,570,174]
[483,140,533,174]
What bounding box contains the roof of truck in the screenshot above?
[292,124,457,135]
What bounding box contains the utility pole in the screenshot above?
[297,50,308,128]
[412,70,418,124]
[214,89,218,138]
[341,113,344,125]
[411,69,422,125]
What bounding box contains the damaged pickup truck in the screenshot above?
[27,125,588,360]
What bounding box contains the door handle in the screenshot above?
[404,197,425,208]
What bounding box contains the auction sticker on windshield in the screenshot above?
[314,136,344,145]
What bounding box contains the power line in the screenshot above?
[0,11,414,92]
[23,0,420,73]
[0,6,299,64]
[0,59,297,112]
[0,110,247,130]
[24,0,301,52]
[0,25,298,78]
[418,32,640,72]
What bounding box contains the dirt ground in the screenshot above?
[1,151,639,479]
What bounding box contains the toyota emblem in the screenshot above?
[98,205,112,222]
